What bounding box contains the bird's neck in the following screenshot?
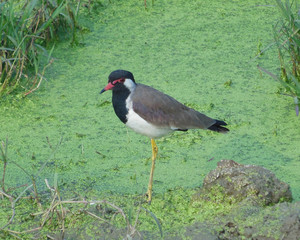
[112,87,131,124]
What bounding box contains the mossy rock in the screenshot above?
[193,160,292,206]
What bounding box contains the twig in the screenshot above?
[10,161,31,178]
[0,189,13,199]
[253,5,276,7]
[14,184,33,203]
[0,188,15,231]
[84,210,111,224]
[130,207,142,238]
[249,41,276,63]
[0,138,8,192]
[41,192,59,227]
[95,151,106,158]
[46,136,53,149]
[24,58,54,96]
[6,226,42,235]
[7,231,22,240]
[6,183,29,193]
[33,177,43,209]
[35,136,63,179]
[56,187,66,237]
[46,234,55,240]
[0,185,34,230]
[45,179,55,192]
[257,65,280,81]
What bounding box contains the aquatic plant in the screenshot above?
[258,0,300,115]
[0,0,79,96]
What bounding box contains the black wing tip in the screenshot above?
[208,120,229,133]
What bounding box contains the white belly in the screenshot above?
[126,108,173,139]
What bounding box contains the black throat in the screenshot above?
[112,86,131,124]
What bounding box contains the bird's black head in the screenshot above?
[100,70,135,94]
[108,70,135,83]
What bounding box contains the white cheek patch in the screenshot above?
[124,78,136,92]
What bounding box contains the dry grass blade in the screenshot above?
[84,210,111,224]
[0,189,15,231]
[0,138,8,192]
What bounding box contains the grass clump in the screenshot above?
[0,0,80,96]
[258,0,300,115]
[0,137,163,239]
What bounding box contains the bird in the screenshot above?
[100,70,229,203]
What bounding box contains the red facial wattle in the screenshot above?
[100,78,125,94]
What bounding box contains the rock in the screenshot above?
[216,202,300,240]
[194,159,292,205]
[280,202,300,240]
[190,160,299,240]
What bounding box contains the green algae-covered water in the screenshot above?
[1,0,300,205]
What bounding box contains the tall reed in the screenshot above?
[259,0,300,115]
[0,0,79,96]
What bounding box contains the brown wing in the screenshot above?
[131,84,216,130]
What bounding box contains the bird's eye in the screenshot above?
[112,78,125,85]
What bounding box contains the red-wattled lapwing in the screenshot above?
[100,70,229,203]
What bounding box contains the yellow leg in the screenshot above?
[147,138,158,204]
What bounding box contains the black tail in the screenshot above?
[208,120,229,133]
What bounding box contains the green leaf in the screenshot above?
[141,207,163,238]
[36,1,67,35]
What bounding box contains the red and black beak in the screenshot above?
[100,78,125,94]
[100,82,115,94]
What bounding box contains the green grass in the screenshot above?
[0,0,80,96]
